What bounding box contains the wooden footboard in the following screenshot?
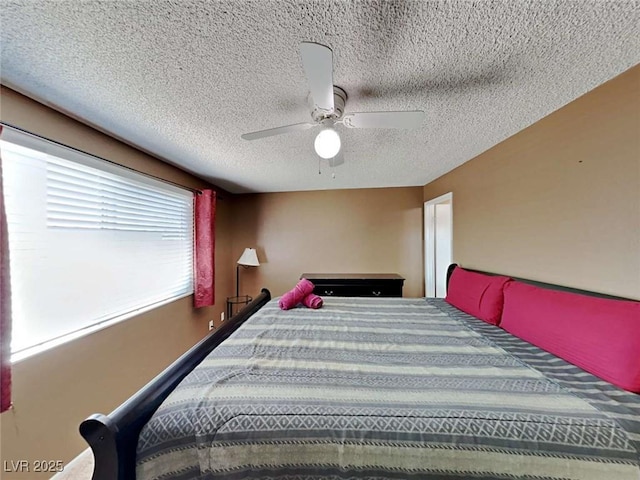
[80,288,271,480]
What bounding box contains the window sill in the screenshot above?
[11,292,193,363]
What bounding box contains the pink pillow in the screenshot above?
[501,281,640,392]
[445,266,512,325]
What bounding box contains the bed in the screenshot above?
[80,266,640,479]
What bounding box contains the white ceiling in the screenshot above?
[1,1,638,194]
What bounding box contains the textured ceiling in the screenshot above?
[1,1,638,194]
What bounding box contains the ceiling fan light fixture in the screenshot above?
[314,128,341,159]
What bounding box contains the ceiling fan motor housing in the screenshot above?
[310,86,347,123]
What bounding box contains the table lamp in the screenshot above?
[236,248,260,296]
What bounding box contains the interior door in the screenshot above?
[424,193,453,298]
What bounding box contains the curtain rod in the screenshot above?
[0,122,225,199]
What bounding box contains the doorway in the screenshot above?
[424,192,453,298]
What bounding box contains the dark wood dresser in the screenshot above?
[300,273,405,297]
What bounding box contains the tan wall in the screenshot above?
[423,65,640,300]
[231,187,424,299]
[0,88,235,478]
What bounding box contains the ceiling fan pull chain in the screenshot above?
[318,157,322,175]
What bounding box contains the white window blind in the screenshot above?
[0,125,194,359]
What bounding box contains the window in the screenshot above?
[0,126,194,360]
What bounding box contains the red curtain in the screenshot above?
[194,189,216,308]
[0,141,12,412]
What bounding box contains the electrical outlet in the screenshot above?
[220,312,225,322]
[208,320,214,331]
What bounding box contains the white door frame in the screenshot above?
[424,192,453,297]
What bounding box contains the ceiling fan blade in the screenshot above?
[241,122,316,141]
[342,111,425,129]
[300,42,334,113]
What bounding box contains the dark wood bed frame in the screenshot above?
[444,264,631,301]
[80,266,632,479]
[80,289,271,480]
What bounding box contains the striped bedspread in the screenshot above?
[136,297,640,479]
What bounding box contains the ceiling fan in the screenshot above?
[241,42,425,160]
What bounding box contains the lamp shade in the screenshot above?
[237,248,260,267]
